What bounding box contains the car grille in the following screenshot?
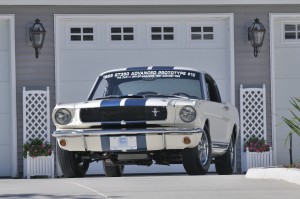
[80,106,167,122]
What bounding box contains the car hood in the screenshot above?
[70,97,197,109]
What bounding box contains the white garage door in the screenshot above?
[55,14,234,174]
[272,15,300,165]
[0,16,16,177]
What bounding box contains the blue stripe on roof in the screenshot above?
[100,99,121,107]
[126,67,149,71]
[152,66,175,70]
[124,99,148,106]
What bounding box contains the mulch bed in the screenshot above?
[285,163,300,169]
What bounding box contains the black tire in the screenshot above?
[102,161,124,177]
[57,146,89,178]
[182,125,212,175]
[215,133,235,175]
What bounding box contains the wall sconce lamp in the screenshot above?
[29,18,46,59]
[248,18,266,57]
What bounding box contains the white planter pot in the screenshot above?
[25,151,54,179]
[246,147,273,170]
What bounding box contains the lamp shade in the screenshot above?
[248,18,266,48]
[29,18,46,58]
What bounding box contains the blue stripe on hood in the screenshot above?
[152,66,175,70]
[126,67,148,71]
[100,99,121,107]
[124,99,148,106]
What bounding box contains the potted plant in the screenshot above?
[244,135,273,169]
[23,138,52,158]
[23,138,54,178]
[244,136,270,153]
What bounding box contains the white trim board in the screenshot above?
[2,0,300,5]
[0,14,17,178]
[54,13,235,105]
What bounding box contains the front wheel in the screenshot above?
[57,146,89,178]
[182,125,212,175]
[215,133,236,175]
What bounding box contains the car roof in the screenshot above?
[99,66,206,76]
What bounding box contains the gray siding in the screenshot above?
[0,5,299,176]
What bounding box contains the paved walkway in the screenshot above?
[0,174,300,199]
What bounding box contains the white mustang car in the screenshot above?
[52,66,239,177]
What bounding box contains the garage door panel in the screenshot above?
[0,51,9,81]
[60,49,229,81]
[60,50,114,82]
[0,145,11,176]
[275,79,300,110]
[60,81,94,103]
[60,49,229,102]
[275,49,300,78]
[0,114,10,145]
[0,20,8,50]
[216,80,230,102]
[0,82,10,113]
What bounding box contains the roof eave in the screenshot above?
[1,0,300,6]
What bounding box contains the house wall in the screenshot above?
[1,5,299,175]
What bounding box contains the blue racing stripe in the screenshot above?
[126,67,149,71]
[152,66,175,70]
[124,98,148,106]
[100,99,121,107]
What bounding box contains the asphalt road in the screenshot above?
[0,174,300,199]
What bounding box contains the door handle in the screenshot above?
[223,106,230,111]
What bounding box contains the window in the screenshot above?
[151,26,174,41]
[283,23,300,40]
[70,27,94,42]
[205,74,221,103]
[190,26,214,41]
[110,26,134,41]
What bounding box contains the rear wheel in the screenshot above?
[57,146,89,178]
[102,161,124,177]
[215,133,236,175]
[182,125,212,175]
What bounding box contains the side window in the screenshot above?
[93,78,108,99]
[205,74,221,103]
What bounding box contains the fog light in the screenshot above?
[60,139,67,147]
[183,136,191,145]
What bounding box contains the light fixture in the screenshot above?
[29,18,46,59]
[248,18,266,57]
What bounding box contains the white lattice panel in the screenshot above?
[240,85,267,144]
[23,87,50,143]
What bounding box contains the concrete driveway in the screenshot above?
[0,174,299,199]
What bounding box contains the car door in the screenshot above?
[202,74,233,144]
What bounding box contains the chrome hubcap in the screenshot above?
[198,132,209,165]
[230,137,235,168]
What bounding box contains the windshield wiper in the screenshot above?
[93,95,146,100]
[93,95,120,100]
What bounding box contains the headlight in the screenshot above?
[54,109,72,125]
[179,106,196,123]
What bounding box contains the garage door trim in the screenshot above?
[0,14,17,177]
[270,13,300,165]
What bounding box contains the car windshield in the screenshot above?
[89,69,203,100]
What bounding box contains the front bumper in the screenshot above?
[53,128,203,152]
